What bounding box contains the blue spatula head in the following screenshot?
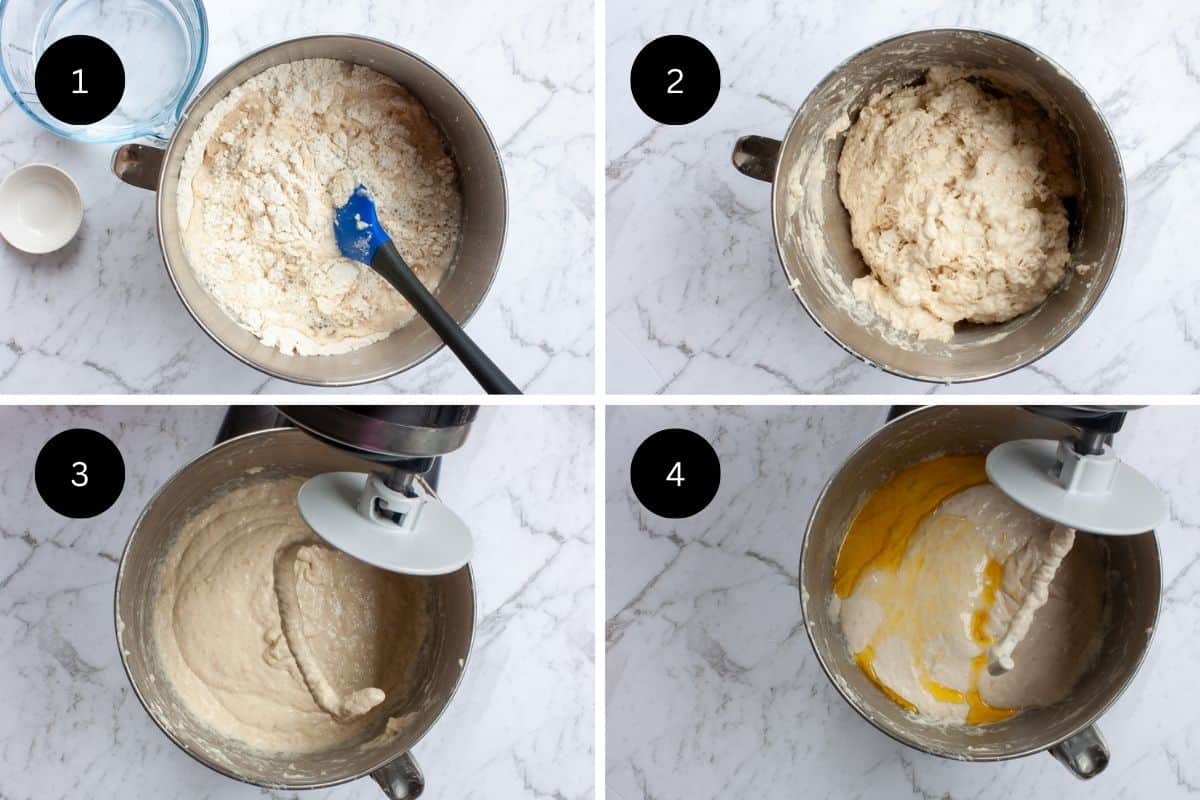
[333,184,392,265]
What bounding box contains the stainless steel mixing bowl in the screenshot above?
[115,428,475,798]
[800,406,1159,778]
[733,30,1125,383]
[112,34,507,387]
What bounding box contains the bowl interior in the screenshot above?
[115,429,475,788]
[775,30,1124,382]
[800,406,1159,760]
[157,35,506,386]
[0,164,83,252]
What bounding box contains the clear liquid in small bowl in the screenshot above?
[34,0,196,139]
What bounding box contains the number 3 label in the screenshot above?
[35,429,124,518]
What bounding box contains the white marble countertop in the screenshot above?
[0,405,594,798]
[606,405,1200,798]
[0,0,594,394]
[606,0,1200,394]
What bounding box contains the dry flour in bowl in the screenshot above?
[176,58,462,356]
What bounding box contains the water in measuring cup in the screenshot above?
[35,0,193,137]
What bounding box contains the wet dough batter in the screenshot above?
[837,68,1078,341]
[833,455,1106,724]
[153,476,429,753]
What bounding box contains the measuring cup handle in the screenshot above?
[112,143,166,191]
[732,135,781,183]
[371,751,425,798]
[1049,724,1110,779]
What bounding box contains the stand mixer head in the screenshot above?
[277,406,478,576]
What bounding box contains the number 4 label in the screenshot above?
[667,461,685,486]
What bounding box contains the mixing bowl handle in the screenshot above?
[1049,724,1109,779]
[371,751,426,798]
[731,135,781,183]
[112,144,166,191]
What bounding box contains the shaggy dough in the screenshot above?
[153,476,429,753]
[177,59,462,356]
[835,459,1106,724]
[837,68,1077,341]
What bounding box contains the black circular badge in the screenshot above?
[35,35,125,126]
[630,35,720,125]
[631,428,720,519]
[35,429,125,519]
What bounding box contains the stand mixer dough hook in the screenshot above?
[984,407,1166,675]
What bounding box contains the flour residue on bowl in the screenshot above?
[177,58,462,357]
[786,110,853,293]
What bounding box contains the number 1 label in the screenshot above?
[72,68,87,94]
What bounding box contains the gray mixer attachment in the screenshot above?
[280,406,477,576]
[986,407,1165,536]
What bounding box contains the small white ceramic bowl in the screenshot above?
[0,164,83,254]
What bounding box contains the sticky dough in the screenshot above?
[837,68,1078,341]
[153,476,429,753]
[836,464,1107,724]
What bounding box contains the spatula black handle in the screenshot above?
[372,241,521,395]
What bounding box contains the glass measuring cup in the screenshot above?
[0,0,207,142]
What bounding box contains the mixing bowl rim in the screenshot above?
[0,0,210,143]
[767,26,1127,385]
[114,426,478,790]
[153,32,509,387]
[797,405,1160,762]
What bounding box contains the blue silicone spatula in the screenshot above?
[335,184,520,394]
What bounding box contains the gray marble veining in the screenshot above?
[607,405,1200,798]
[0,0,594,394]
[606,0,1200,394]
[0,405,594,798]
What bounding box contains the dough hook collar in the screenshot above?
[297,470,473,575]
[985,437,1165,536]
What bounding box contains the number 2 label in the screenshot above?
[666,68,683,94]
[667,461,684,486]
